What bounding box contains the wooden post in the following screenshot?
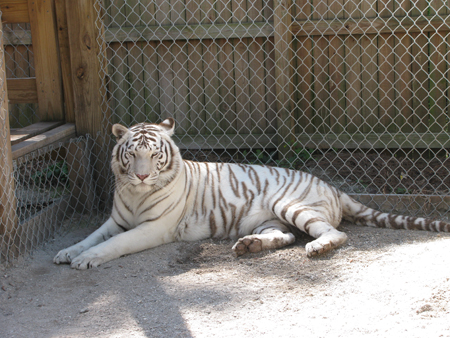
[273,0,295,160]
[54,0,75,123]
[0,15,18,262]
[65,0,110,205]
[28,0,64,121]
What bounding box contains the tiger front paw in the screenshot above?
[232,236,262,256]
[53,246,83,264]
[70,250,109,270]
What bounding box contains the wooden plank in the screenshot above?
[378,34,396,132]
[127,41,146,123]
[328,35,345,134]
[157,41,175,121]
[344,36,361,133]
[410,32,428,133]
[0,15,18,262]
[296,36,314,133]
[273,0,294,156]
[28,0,64,121]
[7,15,450,45]
[187,39,205,134]
[234,39,252,134]
[11,123,76,159]
[67,140,95,213]
[0,0,29,23]
[328,0,345,134]
[313,35,330,134]
[6,77,37,103]
[142,41,160,123]
[292,14,450,37]
[394,33,413,133]
[429,32,447,132]
[264,37,277,134]
[249,37,268,134]
[13,40,34,125]
[65,0,106,136]
[360,0,377,133]
[201,39,221,134]
[174,132,450,150]
[108,42,130,125]
[10,121,63,145]
[171,40,190,132]
[216,38,236,134]
[55,0,75,123]
[105,22,275,42]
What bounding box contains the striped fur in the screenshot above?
[54,119,450,269]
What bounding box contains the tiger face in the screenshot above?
[111,119,176,190]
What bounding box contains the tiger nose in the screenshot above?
[136,174,149,181]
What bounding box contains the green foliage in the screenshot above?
[32,161,69,186]
[276,142,314,169]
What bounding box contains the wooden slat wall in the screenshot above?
[5,0,450,148]
[291,0,450,138]
[103,0,277,137]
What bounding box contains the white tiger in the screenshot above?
[54,118,450,269]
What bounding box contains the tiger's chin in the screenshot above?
[132,181,156,192]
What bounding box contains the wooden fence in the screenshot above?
[96,0,450,150]
[4,0,450,150]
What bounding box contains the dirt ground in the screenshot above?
[1,222,450,338]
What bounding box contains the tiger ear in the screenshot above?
[112,124,129,141]
[159,118,175,136]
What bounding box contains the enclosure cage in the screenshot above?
[2,0,450,264]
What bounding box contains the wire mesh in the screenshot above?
[96,0,450,218]
[3,23,39,128]
[3,0,450,264]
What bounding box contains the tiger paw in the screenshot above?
[70,250,108,270]
[232,236,262,256]
[53,246,83,264]
[305,239,333,257]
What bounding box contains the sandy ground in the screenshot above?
[1,222,450,338]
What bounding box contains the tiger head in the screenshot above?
[111,118,180,190]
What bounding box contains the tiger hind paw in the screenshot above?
[232,236,262,256]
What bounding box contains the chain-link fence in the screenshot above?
[97,0,450,213]
[2,0,450,264]
[3,23,39,128]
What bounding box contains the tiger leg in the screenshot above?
[232,220,295,256]
[53,217,125,264]
[69,222,176,270]
[303,220,348,257]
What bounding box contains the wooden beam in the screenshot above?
[11,123,76,159]
[6,77,37,103]
[105,22,275,43]
[0,15,18,262]
[273,0,295,158]
[65,0,106,136]
[28,0,64,121]
[0,0,29,23]
[292,14,450,37]
[6,14,450,45]
[10,121,63,145]
[65,0,110,205]
[54,0,75,123]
